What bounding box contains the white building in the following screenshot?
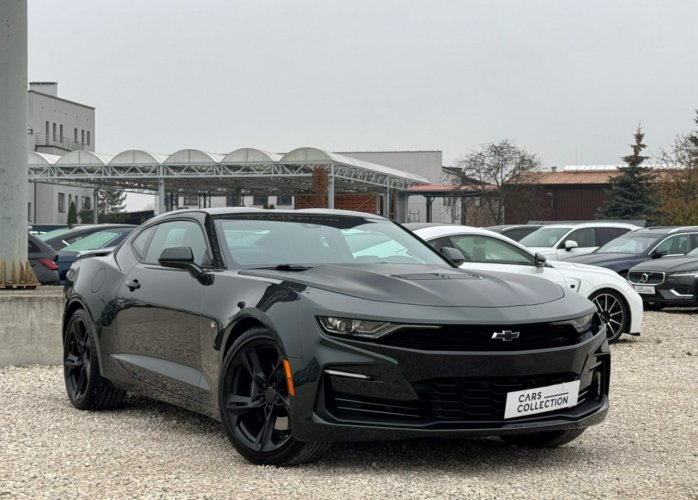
[27,82,95,225]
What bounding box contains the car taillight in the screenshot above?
[39,257,58,270]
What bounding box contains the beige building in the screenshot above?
[27,82,95,225]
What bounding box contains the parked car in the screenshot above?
[408,224,642,342]
[565,226,698,277]
[518,222,640,260]
[63,208,610,466]
[485,224,545,241]
[38,224,136,251]
[57,227,136,280]
[627,247,698,309]
[28,233,60,285]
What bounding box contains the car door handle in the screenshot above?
[125,279,141,291]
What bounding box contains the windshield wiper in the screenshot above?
[250,264,313,271]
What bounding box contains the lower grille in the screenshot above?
[325,372,600,425]
[628,271,665,285]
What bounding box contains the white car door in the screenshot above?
[429,234,570,289]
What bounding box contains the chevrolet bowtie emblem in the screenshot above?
[492,330,520,342]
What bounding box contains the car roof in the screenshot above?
[154,207,389,222]
[625,226,698,236]
[538,221,640,230]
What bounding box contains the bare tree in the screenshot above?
[658,126,698,225]
[452,139,543,225]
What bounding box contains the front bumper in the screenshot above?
[291,324,610,442]
[633,276,698,307]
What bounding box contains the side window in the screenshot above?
[131,225,157,260]
[450,235,534,265]
[564,228,596,248]
[143,220,210,266]
[656,234,692,255]
[596,227,629,246]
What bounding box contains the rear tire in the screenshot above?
[219,328,331,466]
[501,428,585,447]
[63,309,126,410]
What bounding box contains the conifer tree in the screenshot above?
[67,201,78,225]
[596,127,661,223]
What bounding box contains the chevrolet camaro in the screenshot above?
[62,208,610,465]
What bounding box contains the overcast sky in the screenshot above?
[28,0,698,173]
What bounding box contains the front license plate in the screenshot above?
[634,285,655,295]
[504,381,580,419]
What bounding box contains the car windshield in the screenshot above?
[519,227,571,247]
[595,234,658,254]
[62,231,121,252]
[215,214,448,267]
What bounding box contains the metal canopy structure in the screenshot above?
[28,147,430,212]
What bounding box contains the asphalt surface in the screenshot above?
[1,310,696,499]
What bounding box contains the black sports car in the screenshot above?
[62,208,610,465]
[628,247,698,309]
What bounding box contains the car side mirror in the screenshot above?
[651,249,668,259]
[440,246,466,266]
[158,246,213,285]
[534,252,547,267]
[564,240,578,251]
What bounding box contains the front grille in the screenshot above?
[376,323,585,351]
[325,372,599,425]
[628,271,665,285]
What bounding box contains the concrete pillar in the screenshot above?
[426,196,433,223]
[385,186,391,218]
[93,188,99,223]
[0,1,35,286]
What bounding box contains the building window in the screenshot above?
[52,122,57,141]
[28,202,32,222]
[81,129,85,145]
[74,128,78,143]
[45,121,49,144]
[68,194,72,208]
[253,195,268,206]
[87,130,91,146]
[277,195,293,206]
[82,196,90,209]
[59,124,63,142]
[58,193,65,213]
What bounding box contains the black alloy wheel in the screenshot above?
[589,289,628,343]
[219,328,330,466]
[63,309,126,410]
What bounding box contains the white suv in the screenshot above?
[518,222,640,260]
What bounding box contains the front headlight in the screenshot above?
[552,312,595,333]
[670,271,698,278]
[317,316,402,339]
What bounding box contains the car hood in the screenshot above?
[552,260,625,278]
[525,247,557,257]
[631,256,698,272]
[240,264,565,307]
[564,252,642,267]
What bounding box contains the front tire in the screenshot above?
[501,428,586,447]
[63,309,126,410]
[219,328,331,466]
[589,289,628,343]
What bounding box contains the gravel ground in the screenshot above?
[1,310,696,499]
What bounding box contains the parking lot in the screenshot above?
[1,310,696,499]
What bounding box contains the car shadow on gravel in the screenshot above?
[319,437,595,470]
